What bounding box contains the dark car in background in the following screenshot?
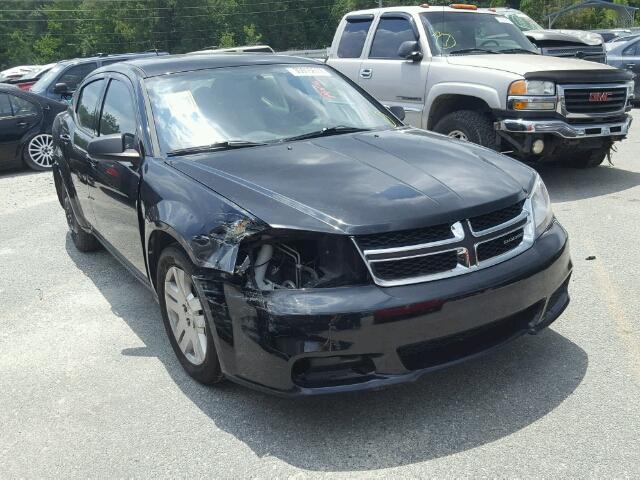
[0,84,66,170]
[606,35,640,98]
[488,7,606,63]
[30,51,167,103]
[52,54,572,396]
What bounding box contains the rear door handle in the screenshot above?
[17,121,29,127]
[360,68,372,79]
[59,134,71,143]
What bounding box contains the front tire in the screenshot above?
[433,110,498,150]
[566,148,608,169]
[157,246,224,385]
[23,133,55,171]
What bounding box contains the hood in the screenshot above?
[168,129,534,236]
[446,53,616,76]
[526,29,603,46]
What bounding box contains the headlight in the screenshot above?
[508,80,556,96]
[529,174,553,237]
[626,80,635,100]
[508,80,556,111]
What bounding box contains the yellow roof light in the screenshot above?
[450,4,478,10]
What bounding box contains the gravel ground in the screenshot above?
[1,113,639,478]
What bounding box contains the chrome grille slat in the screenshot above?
[352,200,535,287]
[558,83,628,118]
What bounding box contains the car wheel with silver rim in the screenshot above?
[157,246,223,384]
[24,133,55,171]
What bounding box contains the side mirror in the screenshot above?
[87,134,141,167]
[397,41,423,62]
[53,82,68,94]
[388,105,406,121]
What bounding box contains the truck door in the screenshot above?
[327,15,374,82]
[358,13,429,128]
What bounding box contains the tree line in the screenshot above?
[1,0,638,70]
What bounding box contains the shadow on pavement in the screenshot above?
[536,163,640,203]
[66,233,587,472]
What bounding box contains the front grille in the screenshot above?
[563,86,627,114]
[477,228,524,262]
[353,199,533,287]
[396,302,543,371]
[541,46,605,63]
[371,251,459,281]
[356,223,453,250]
[469,200,524,232]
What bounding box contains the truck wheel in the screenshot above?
[62,191,101,252]
[157,246,224,385]
[566,148,608,169]
[433,110,498,150]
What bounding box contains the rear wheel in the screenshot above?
[23,133,55,171]
[62,190,100,252]
[433,110,498,150]
[157,246,224,385]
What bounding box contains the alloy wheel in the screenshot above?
[28,134,55,168]
[164,266,207,366]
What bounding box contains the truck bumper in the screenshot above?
[495,115,632,139]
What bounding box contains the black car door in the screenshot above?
[66,78,106,226]
[0,93,23,164]
[88,74,146,275]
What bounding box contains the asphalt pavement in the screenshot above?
[1,113,639,478]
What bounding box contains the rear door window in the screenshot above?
[369,17,417,59]
[9,95,38,117]
[76,79,105,133]
[338,18,373,58]
[0,94,12,119]
[56,62,98,92]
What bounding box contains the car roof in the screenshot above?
[346,5,496,16]
[113,53,319,78]
[56,51,166,67]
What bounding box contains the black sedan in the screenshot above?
[0,84,66,171]
[52,55,572,396]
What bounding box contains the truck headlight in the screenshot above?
[508,80,556,111]
[529,174,553,237]
[626,80,635,100]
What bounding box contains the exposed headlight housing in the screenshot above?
[529,174,553,238]
[626,80,635,101]
[508,80,556,111]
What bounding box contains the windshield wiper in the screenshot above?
[448,48,499,55]
[280,126,371,142]
[499,48,539,55]
[167,140,267,157]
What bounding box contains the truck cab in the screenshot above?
[327,5,634,168]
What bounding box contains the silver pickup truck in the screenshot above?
[327,5,635,168]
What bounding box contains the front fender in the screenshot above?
[426,82,503,112]
[141,159,267,275]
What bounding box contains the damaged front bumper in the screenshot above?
[495,114,632,139]
[193,221,572,396]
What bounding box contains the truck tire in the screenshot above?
[433,110,498,151]
[566,148,607,169]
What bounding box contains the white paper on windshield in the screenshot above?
[163,90,224,145]
[286,66,331,77]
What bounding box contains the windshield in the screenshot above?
[502,11,543,32]
[145,64,397,153]
[30,63,64,94]
[420,12,538,56]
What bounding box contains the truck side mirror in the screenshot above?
[388,105,406,121]
[397,41,423,62]
[53,82,68,94]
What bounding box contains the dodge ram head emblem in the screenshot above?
[589,91,611,102]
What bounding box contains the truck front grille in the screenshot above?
[353,199,534,287]
[562,85,627,115]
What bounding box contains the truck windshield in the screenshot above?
[501,11,543,32]
[145,64,397,153]
[420,12,538,56]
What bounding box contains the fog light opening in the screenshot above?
[532,139,545,155]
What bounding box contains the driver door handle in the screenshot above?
[17,121,29,127]
[59,134,71,143]
[360,68,372,79]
